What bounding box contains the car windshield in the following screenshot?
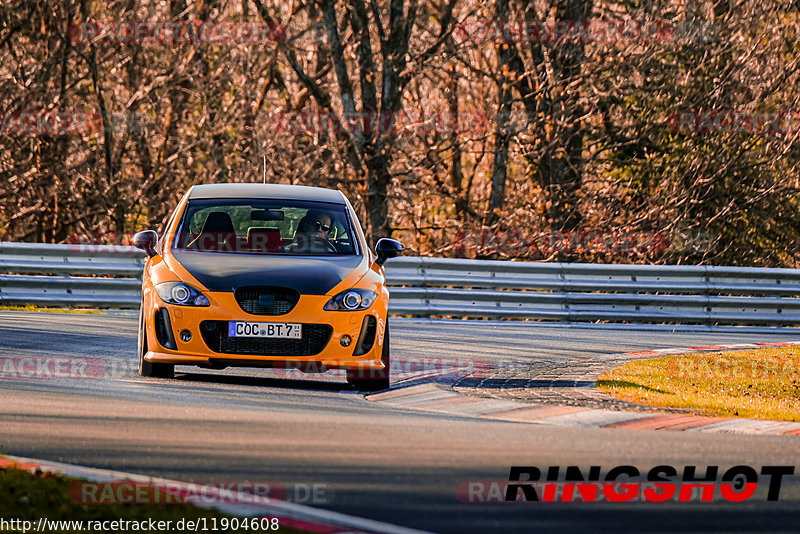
[172,199,358,255]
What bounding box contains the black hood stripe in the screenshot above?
[173,251,363,295]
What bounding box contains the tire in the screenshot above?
[347,320,390,391]
[138,303,174,379]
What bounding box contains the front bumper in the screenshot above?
[143,291,386,372]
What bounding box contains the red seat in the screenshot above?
[247,227,284,252]
[188,212,236,251]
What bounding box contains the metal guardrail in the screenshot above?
[0,242,143,308]
[2,242,800,325]
[387,257,800,324]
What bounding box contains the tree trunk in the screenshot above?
[486,0,514,225]
[538,0,592,231]
[365,150,391,243]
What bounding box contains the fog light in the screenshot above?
[340,335,352,347]
[179,330,192,342]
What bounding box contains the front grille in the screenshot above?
[200,321,333,356]
[235,286,300,315]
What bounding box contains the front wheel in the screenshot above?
[347,321,390,391]
[138,304,174,378]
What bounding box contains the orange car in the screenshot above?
[132,183,402,390]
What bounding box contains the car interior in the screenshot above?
[179,205,353,254]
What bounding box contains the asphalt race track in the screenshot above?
[2,310,800,533]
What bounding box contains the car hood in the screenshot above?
[172,251,364,295]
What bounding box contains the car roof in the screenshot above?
[188,183,346,204]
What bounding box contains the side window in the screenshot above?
[283,208,307,237]
[227,206,252,234]
[334,219,349,241]
[189,207,242,233]
[189,211,208,234]
[159,207,180,254]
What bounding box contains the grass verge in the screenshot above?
[0,463,307,533]
[0,305,101,314]
[596,346,800,422]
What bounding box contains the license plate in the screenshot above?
[228,321,302,339]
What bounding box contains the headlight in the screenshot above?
[155,282,210,306]
[324,289,377,311]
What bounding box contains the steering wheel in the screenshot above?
[292,235,338,253]
[310,236,338,253]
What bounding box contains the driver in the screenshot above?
[287,210,335,252]
[302,210,333,240]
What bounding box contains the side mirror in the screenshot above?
[133,230,159,257]
[374,238,403,267]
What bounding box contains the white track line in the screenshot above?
[2,455,430,534]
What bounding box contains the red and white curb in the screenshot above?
[368,383,800,435]
[367,342,800,436]
[0,455,429,534]
[623,340,800,358]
